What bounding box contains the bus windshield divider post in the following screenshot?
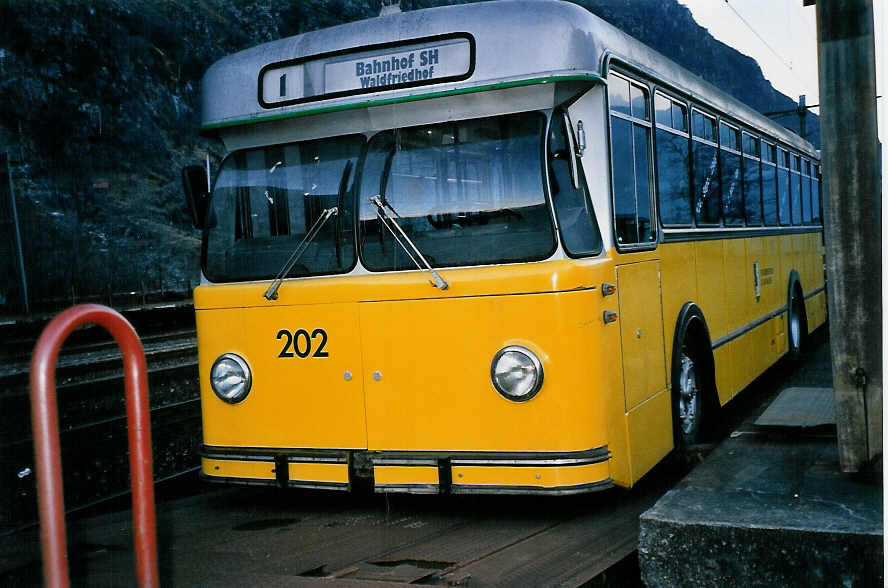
[263,206,338,301]
[370,195,449,290]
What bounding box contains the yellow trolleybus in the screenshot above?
[183,0,826,494]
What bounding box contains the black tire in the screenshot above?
[788,284,807,359]
[673,340,704,448]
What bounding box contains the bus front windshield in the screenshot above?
[205,135,363,282]
[203,111,556,283]
[359,112,555,271]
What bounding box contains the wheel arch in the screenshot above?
[671,303,715,386]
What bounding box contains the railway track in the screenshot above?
[0,306,202,535]
[0,328,197,393]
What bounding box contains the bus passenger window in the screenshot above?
[630,84,650,121]
[790,153,802,225]
[692,111,715,141]
[655,93,691,226]
[634,125,653,241]
[801,159,812,224]
[720,122,743,226]
[655,94,672,125]
[609,74,655,246]
[548,114,602,256]
[777,148,791,225]
[611,118,637,243]
[761,142,778,225]
[692,110,720,225]
[742,132,762,225]
[672,102,688,132]
[610,75,631,116]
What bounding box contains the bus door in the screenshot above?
[615,260,670,478]
[616,261,667,410]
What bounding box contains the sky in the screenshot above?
[677,0,821,108]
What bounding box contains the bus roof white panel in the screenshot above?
[200,0,815,156]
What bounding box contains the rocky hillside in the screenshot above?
[0,0,815,315]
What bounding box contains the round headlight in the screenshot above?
[210,353,252,404]
[491,346,543,402]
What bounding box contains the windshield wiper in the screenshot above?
[369,195,449,290]
[263,206,338,300]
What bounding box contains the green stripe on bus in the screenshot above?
[200,74,604,132]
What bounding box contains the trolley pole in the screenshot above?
[813,0,882,473]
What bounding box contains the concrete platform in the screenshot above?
[638,332,883,587]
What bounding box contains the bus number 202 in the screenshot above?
[277,329,329,358]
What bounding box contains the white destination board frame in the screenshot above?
[258,33,475,109]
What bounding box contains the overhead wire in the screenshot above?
[722,0,810,94]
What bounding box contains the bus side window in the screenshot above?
[790,153,802,225]
[741,132,762,226]
[777,148,791,225]
[761,142,778,225]
[692,110,720,225]
[548,112,602,256]
[801,159,812,224]
[609,74,655,246]
[719,122,743,226]
[655,92,692,226]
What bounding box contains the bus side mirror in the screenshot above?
[182,165,209,230]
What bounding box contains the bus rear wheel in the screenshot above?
[788,287,807,359]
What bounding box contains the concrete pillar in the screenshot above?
[815,0,882,472]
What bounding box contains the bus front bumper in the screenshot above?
[201,446,613,495]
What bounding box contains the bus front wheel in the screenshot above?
[670,305,717,451]
[675,343,703,447]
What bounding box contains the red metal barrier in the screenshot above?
[29,304,159,588]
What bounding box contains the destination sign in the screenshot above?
[259,35,473,108]
[324,38,471,94]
